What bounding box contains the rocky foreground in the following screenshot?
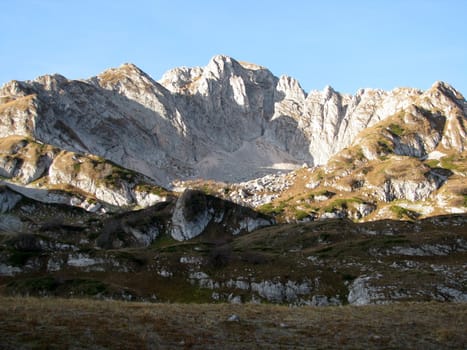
[1,207,465,305]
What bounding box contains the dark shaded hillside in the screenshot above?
[1,212,465,305]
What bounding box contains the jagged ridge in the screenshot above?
[1,55,465,187]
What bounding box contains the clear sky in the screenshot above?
[1,0,466,95]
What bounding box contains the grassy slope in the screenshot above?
[1,215,465,304]
[0,297,465,349]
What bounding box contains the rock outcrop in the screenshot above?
[0,136,168,211]
[0,186,22,214]
[170,189,274,241]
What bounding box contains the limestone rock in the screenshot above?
[250,280,311,303]
[347,275,385,305]
[227,314,240,322]
[171,190,211,241]
[170,189,274,241]
[0,214,23,233]
[1,55,464,187]
[0,186,22,213]
[0,136,168,212]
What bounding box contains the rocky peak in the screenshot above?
[430,81,464,101]
[95,62,163,94]
[0,55,465,186]
[32,74,68,91]
[323,85,337,99]
[98,62,149,80]
[204,54,237,79]
[276,75,306,102]
[0,80,33,100]
[158,66,204,94]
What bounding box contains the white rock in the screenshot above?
[67,253,102,267]
[251,280,311,303]
[171,191,211,241]
[158,269,173,278]
[0,263,22,276]
[2,55,463,188]
[179,256,203,265]
[310,295,342,306]
[437,286,467,302]
[347,275,385,305]
[227,314,240,322]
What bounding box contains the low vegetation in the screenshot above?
[389,205,420,220]
[0,297,465,349]
[323,197,363,213]
[440,152,467,174]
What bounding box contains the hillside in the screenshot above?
[1,211,465,304]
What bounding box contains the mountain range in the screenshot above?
[2,55,464,186]
[0,55,466,305]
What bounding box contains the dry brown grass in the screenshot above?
[0,136,30,153]
[98,68,130,85]
[0,94,36,114]
[0,297,465,349]
[366,157,429,185]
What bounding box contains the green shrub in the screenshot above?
[341,273,357,282]
[7,276,58,295]
[258,202,285,216]
[388,123,404,136]
[136,183,165,195]
[73,162,81,172]
[440,154,466,173]
[323,198,362,213]
[8,251,39,267]
[355,147,366,160]
[64,279,107,295]
[294,209,310,221]
[390,205,419,220]
[425,159,439,168]
[377,139,393,154]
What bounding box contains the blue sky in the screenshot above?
[1,0,466,95]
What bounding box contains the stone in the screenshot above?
[227,314,240,322]
[311,295,342,306]
[251,280,311,303]
[0,263,22,276]
[171,190,211,241]
[0,213,23,232]
[347,275,385,305]
[170,189,274,241]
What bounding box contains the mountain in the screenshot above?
[2,55,464,187]
[0,56,466,305]
[211,81,467,222]
[0,54,466,223]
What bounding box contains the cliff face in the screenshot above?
[1,55,464,186]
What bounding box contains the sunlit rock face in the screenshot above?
[0,56,465,187]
